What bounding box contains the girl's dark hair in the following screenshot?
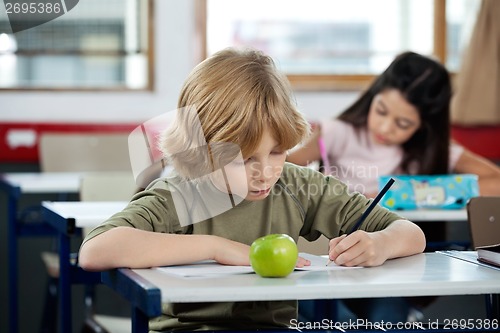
[338,51,452,175]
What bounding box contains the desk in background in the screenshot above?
[0,172,82,333]
[393,208,469,250]
[41,200,128,333]
[396,209,466,222]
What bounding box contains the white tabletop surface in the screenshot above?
[131,252,500,303]
[42,201,128,228]
[394,209,467,222]
[0,172,83,193]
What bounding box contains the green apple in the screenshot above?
[249,234,298,278]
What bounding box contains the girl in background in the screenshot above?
[289,51,500,323]
[288,51,500,198]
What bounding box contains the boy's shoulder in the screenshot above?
[280,162,332,187]
[278,163,349,203]
[282,162,318,177]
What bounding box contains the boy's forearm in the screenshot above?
[380,219,426,259]
[79,227,220,271]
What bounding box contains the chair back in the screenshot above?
[79,171,138,238]
[39,132,132,172]
[80,172,137,202]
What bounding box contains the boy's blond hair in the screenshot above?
[160,47,309,179]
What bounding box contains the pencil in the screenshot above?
[326,177,395,266]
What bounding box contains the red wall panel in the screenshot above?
[0,122,139,163]
[451,125,500,160]
[1,122,499,163]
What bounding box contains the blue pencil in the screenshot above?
[349,177,395,233]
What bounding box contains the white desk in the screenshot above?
[395,209,467,222]
[103,252,500,333]
[0,172,82,193]
[134,252,499,302]
[41,200,129,333]
[42,201,128,229]
[0,172,83,333]
[36,200,474,333]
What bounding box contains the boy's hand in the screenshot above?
[212,237,251,266]
[296,256,311,268]
[328,231,389,267]
[211,236,311,268]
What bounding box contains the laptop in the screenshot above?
[466,197,500,249]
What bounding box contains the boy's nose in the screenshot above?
[252,161,272,181]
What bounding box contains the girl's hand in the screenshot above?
[328,231,390,267]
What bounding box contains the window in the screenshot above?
[0,0,153,90]
[203,0,480,90]
[445,0,481,70]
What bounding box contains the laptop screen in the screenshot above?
[467,197,500,248]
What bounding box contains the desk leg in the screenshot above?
[488,294,499,320]
[131,306,149,333]
[7,195,18,333]
[58,233,72,333]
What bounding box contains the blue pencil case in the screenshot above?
[379,174,479,210]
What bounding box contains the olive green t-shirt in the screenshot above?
[83,163,403,331]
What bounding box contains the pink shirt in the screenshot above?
[320,119,464,195]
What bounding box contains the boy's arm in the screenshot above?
[328,219,425,267]
[79,226,251,271]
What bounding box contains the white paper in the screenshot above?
[155,253,361,277]
[296,252,362,271]
[155,261,254,277]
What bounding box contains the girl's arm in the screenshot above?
[453,148,500,195]
[328,219,426,267]
[286,124,322,166]
[79,226,251,271]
